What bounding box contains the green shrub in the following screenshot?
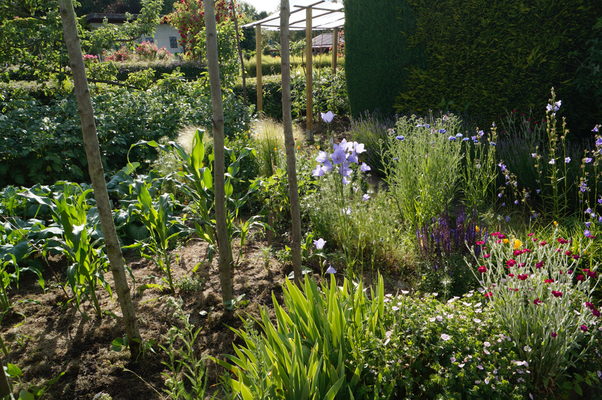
[0,85,252,187]
[234,68,349,121]
[348,111,397,177]
[243,54,343,78]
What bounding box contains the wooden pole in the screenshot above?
[204,0,234,307]
[305,6,313,140]
[332,27,338,74]
[280,0,303,285]
[256,24,262,113]
[58,0,141,359]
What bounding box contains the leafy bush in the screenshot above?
[0,85,252,187]
[234,68,349,121]
[243,54,344,78]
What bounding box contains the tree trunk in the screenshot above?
[280,0,303,285]
[230,0,247,108]
[204,0,234,306]
[58,0,141,360]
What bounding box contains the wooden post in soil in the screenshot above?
[58,0,141,359]
[305,6,313,141]
[203,0,234,307]
[256,24,263,112]
[281,0,303,285]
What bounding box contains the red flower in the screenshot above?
[581,325,588,332]
[527,233,534,237]
[518,274,528,281]
[552,290,563,297]
[572,254,580,260]
[478,266,487,273]
[540,241,547,246]
[536,261,544,269]
[506,259,517,267]
[513,250,522,256]
[509,273,515,278]
[593,308,601,317]
[485,292,493,298]
[588,270,596,278]
[551,332,558,338]
[534,298,543,305]
[577,275,585,281]
[545,279,554,283]
[565,250,572,256]
[476,241,485,245]
[483,254,491,259]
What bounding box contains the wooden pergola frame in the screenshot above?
[243,0,344,140]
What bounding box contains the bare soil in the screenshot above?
[3,233,297,399]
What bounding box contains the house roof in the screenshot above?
[242,0,344,31]
[311,32,344,48]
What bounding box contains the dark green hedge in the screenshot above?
[344,0,426,118]
[243,57,344,78]
[114,60,206,81]
[395,0,602,138]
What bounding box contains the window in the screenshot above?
[170,36,178,49]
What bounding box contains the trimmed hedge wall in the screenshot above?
[243,56,344,78]
[395,0,602,137]
[344,0,426,118]
[114,60,206,81]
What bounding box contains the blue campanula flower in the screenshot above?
[330,147,346,165]
[565,157,571,163]
[362,193,370,201]
[361,162,371,172]
[449,136,456,141]
[321,111,335,123]
[585,158,593,163]
[326,265,336,274]
[347,151,359,164]
[314,238,326,249]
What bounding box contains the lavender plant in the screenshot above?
[468,229,602,390]
[384,112,464,228]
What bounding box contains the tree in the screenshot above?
[280,0,303,285]
[203,0,234,307]
[58,0,142,360]
[0,0,162,86]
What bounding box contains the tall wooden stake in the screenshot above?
[204,0,234,306]
[58,0,140,359]
[280,0,303,285]
[305,6,313,140]
[256,24,262,112]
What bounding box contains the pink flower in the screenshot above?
[518,274,528,281]
[509,273,515,278]
[577,275,585,281]
[506,259,517,267]
[476,241,485,245]
[565,250,572,256]
[552,290,563,298]
[540,241,547,246]
[536,261,544,269]
[527,233,534,237]
[593,309,601,317]
[478,266,487,273]
[551,332,558,338]
[483,253,491,259]
[581,325,588,332]
[588,271,596,278]
[545,279,554,283]
[573,254,581,260]
[534,298,543,305]
[485,292,493,298]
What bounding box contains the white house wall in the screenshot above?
[89,22,184,54]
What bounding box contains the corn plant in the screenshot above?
[52,189,112,319]
[123,181,188,293]
[128,129,264,267]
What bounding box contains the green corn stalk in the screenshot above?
[125,181,184,293]
[53,188,112,319]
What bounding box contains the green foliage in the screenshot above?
[396,0,602,138]
[384,113,465,228]
[242,54,343,78]
[161,296,209,400]
[468,229,602,391]
[344,0,426,117]
[234,68,349,121]
[0,85,252,187]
